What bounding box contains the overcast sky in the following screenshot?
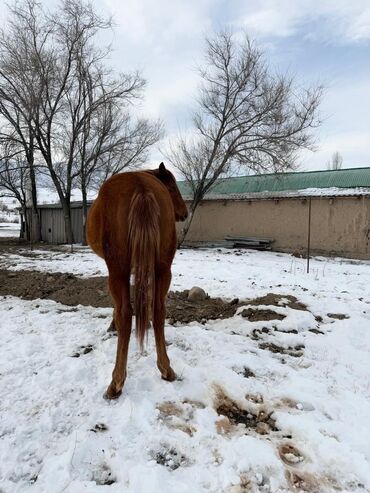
[1,0,369,172]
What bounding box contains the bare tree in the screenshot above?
[78,111,163,244]
[71,60,162,243]
[30,0,122,244]
[0,0,148,244]
[88,117,164,189]
[0,3,43,240]
[167,31,323,244]
[327,151,343,170]
[0,144,30,238]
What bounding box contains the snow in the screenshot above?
[0,222,20,238]
[37,187,97,205]
[0,247,107,277]
[0,248,370,492]
[1,246,369,305]
[196,187,370,202]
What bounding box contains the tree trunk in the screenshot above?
[21,207,30,241]
[177,204,197,247]
[64,211,74,245]
[29,161,41,241]
[81,185,88,246]
[60,197,74,244]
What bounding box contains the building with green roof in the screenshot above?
[178,167,370,199]
[177,167,370,259]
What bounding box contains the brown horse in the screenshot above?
[86,163,188,399]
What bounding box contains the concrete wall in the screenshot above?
[180,196,370,259]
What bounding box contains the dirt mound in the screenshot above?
[246,293,307,311]
[0,269,111,307]
[166,290,239,324]
[0,269,240,324]
[0,268,310,327]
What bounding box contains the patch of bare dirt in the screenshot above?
[246,293,307,311]
[166,290,239,324]
[309,328,324,335]
[0,269,111,307]
[250,327,272,340]
[240,307,285,322]
[0,237,27,252]
[0,269,240,324]
[259,342,304,357]
[0,266,312,329]
[327,313,349,320]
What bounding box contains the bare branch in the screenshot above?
[166,30,323,244]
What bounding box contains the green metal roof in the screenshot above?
[177,167,370,197]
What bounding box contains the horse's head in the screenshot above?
[150,162,188,222]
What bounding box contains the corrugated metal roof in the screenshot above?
[177,167,370,197]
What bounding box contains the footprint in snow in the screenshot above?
[157,401,197,436]
[276,397,315,412]
[91,462,116,486]
[71,344,94,357]
[233,366,256,378]
[152,446,190,470]
[90,422,108,433]
[278,443,306,466]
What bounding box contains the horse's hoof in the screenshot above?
[161,368,176,382]
[103,384,122,400]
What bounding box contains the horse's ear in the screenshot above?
[159,162,166,174]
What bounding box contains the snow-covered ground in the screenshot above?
[0,248,370,492]
[0,222,20,237]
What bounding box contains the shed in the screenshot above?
[26,201,87,245]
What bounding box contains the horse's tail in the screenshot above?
[128,190,160,350]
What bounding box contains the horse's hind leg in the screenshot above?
[105,272,132,399]
[107,285,134,332]
[107,312,116,332]
[153,266,176,382]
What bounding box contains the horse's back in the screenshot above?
[86,171,176,262]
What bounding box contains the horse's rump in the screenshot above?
[128,190,160,349]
